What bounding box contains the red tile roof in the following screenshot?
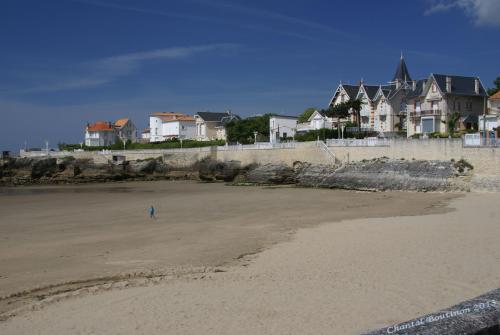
[114,118,129,128]
[87,121,114,132]
[490,91,500,100]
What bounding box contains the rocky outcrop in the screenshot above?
[0,156,199,186]
[0,156,474,192]
[211,157,471,191]
[244,163,296,184]
[198,158,242,182]
[295,158,470,192]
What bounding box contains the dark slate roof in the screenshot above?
[406,79,426,99]
[363,85,379,100]
[196,111,232,122]
[342,84,360,99]
[392,56,412,82]
[432,74,488,97]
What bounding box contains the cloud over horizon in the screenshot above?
[425,0,500,26]
[12,43,240,94]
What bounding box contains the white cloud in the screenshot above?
[12,44,239,94]
[425,0,500,26]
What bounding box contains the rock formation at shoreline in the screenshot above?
[0,156,472,192]
[0,156,198,186]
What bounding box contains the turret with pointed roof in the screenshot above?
[392,53,412,84]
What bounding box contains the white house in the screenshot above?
[149,112,196,142]
[269,115,298,143]
[85,121,117,147]
[297,110,336,132]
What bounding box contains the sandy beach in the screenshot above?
[1,181,500,334]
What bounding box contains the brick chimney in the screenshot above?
[475,78,480,94]
[446,76,452,92]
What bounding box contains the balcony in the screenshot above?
[409,109,443,118]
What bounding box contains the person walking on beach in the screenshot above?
[149,205,156,219]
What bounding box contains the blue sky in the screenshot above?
[1,0,499,150]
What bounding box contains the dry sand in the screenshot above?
[1,181,499,334]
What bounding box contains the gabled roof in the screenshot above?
[406,79,426,99]
[307,110,325,122]
[392,56,412,83]
[196,111,231,122]
[490,91,500,100]
[342,84,360,99]
[87,121,114,132]
[432,74,488,97]
[360,85,379,100]
[114,118,129,128]
[329,84,360,107]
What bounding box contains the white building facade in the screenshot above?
[85,121,117,147]
[149,113,197,142]
[269,115,298,143]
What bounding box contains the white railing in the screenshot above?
[316,141,336,164]
[217,142,297,151]
[326,138,390,147]
[98,147,213,155]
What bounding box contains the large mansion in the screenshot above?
[329,56,488,137]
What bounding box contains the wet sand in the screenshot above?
[2,181,496,334]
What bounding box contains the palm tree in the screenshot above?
[348,99,363,129]
[443,112,460,137]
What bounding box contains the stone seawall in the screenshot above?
[16,139,500,191]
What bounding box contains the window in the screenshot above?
[466,101,472,111]
[432,84,437,93]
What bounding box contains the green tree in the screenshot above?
[320,99,363,128]
[487,77,500,96]
[297,107,316,123]
[225,114,271,144]
[442,112,461,137]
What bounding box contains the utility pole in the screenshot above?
[482,95,487,146]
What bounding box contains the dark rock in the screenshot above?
[199,158,242,182]
[244,163,295,184]
[127,159,157,174]
[31,158,57,179]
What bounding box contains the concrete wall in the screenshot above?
[329,139,500,176]
[20,139,500,176]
